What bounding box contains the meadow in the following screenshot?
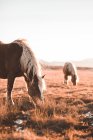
[0,67,93,140]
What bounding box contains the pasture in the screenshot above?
[0,67,93,140]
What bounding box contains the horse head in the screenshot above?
[71,74,77,85]
[24,73,46,101]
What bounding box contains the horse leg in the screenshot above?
[6,74,15,105]
[24,76,36,109]
[64,75,68,84]
[71,75,76,86]
[23,74,29,93]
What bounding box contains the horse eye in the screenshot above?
[42,75,45,79]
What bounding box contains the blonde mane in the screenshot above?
[14,39,46,91]
[72,63,79,83]
[14,39,41,77]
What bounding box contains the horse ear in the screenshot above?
[42,74,46,79]
[24,73,29,81]
[24,73,27,78]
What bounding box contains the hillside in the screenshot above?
[40,58,93,68]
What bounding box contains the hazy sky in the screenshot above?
[0,0,93,61]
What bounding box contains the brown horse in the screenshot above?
[0,39,46,105]
[63,62,79,85]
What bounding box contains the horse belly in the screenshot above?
[0,68,7,79]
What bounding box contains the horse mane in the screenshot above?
[71,63,79,83]
[0,41,4,44]
[14,39,42,79]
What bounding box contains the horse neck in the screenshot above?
[27,59,42,82]
[32,58,42,78]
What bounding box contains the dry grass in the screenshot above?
[0,68,93,139]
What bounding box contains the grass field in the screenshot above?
[0,67,93,140]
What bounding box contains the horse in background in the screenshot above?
[0,39,46,106]
[63,62,79,86]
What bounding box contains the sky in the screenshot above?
[0,0,93,62]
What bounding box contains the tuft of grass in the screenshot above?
[0,104,20,125]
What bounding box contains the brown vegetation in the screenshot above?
[0,68,93,139]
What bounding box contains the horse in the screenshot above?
[0,39,46,106]
[63,62,79,86]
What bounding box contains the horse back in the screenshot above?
[0,42,23,78]
[63,62,75,76]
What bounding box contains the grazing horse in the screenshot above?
[63,62,78,85]
[0,39,46,105]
